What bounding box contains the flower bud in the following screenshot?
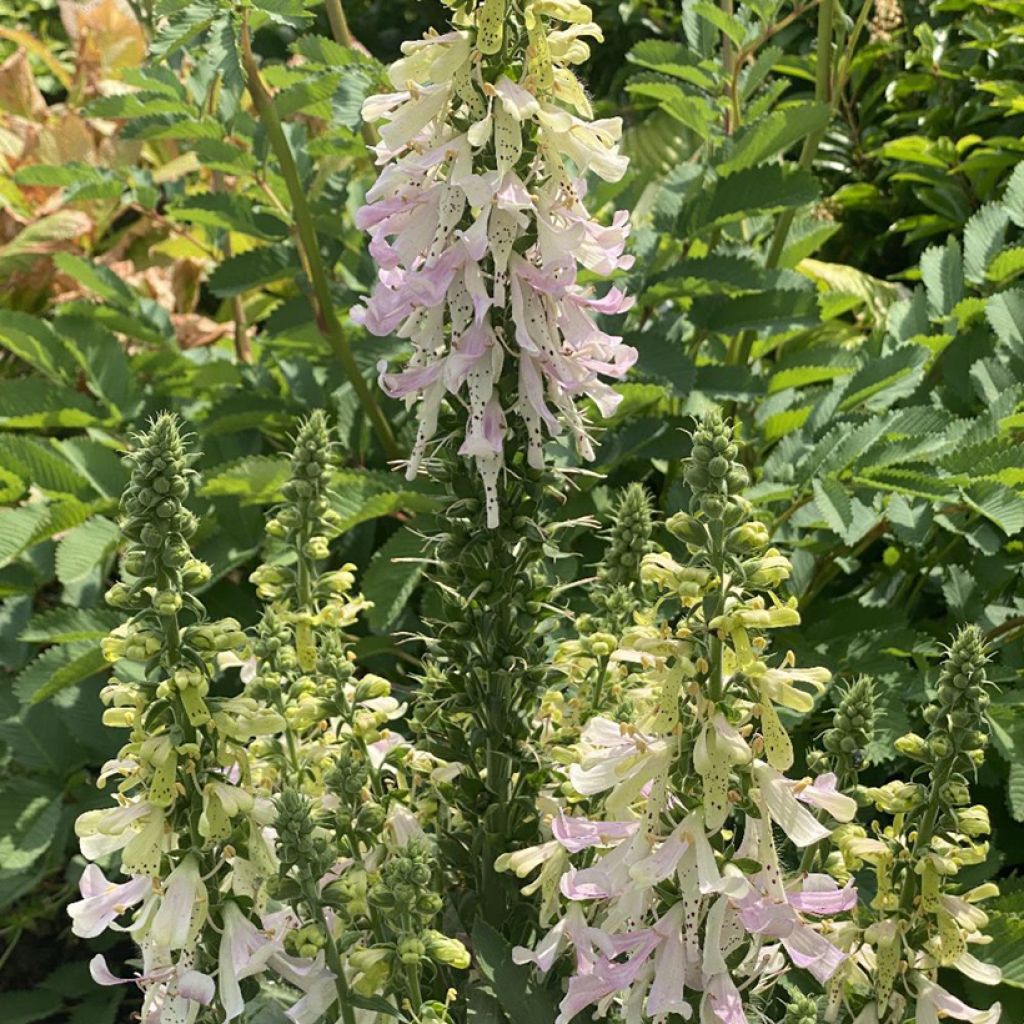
[424,930,471,969]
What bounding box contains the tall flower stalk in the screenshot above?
[831,627,1002,1024]
[70,414,466,1022]
[354,0,637,940]
[507,415,860,1023]
[355,0,636,527]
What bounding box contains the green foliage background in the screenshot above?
[0,0,1021,1018]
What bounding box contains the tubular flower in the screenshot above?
[355,0,637,526]
[503,417,858,1023]
[70,415,464,1022]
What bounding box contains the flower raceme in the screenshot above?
[68,415,466,1024]
[354,0,637,526]
[504,416,862,1023]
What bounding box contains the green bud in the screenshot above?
[423,930,471,969]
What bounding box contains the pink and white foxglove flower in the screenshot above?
[355,1,637,526]
[68,864,152,939]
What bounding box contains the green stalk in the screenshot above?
[898,758,953,916]
[729,0,836,368]
[240,17,398,460]
[762,0,835,270]
[322,0,381,149]
[309,896,358,1024]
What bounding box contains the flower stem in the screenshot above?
[240,16,398,460]
[729,0,836,369]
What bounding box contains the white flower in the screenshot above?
[68,864,151,939]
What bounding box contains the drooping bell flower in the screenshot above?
[355,0,637,526]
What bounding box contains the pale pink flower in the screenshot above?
[68,864,151,939]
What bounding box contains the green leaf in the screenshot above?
[0,780,62,872]
[626,39,717,90]
[691,1,746,44]
[1004,160,1024,229]
[717,103,830,176]
[0,989,63,1024]
[201,456,291,505]
[273,72,343,119]
[837,345,929,412]
[0,377,106,429]
[208,246,298,297]
[55,316,138,414]
[0,435,91,496]
[0,506,50,567]
[150,0,218,57]
[57,439,129,499]
[12,641,107,704]
[20,607,122,644]
[52,252,137,308]
[920,237,963,317]
[55,516,120,585]
[963,481,1024,536]
[979,907,1024,987]
[168,193,288,241]
[328,471,439,533]
[625,80,714,138]
[985,290,1024,348]
[363,528,425,632]
[695,165,820,230]
[811,477,876,544]
[0,312,75,381]
[471,919,560,1024]
[987,246,1024,283]
[688,289,819,335]
[963,203,1011,285]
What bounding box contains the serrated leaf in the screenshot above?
[625,80,714,138]
[1004,161,1024,228]
[12,642,107,704]
[963,480,1024,536]
[19,607,122,644]
[55,315,138,414]
[363,528,425,632]
[811,477,876,544]
[0,378,106,429]
[55,516,119,585]
[0,312,75,382]
[201,456,291,504]
[0,436,91,496]
[150,0,218,56]
[626,39,716,90]
[0,780,62,871]
[717,103,831,176]
[0,505,50,567]
[691,1,746,44]
[208,246,297,297]
[978,908,1024,987]
[168,193,288,241]
[987,246,1024,283]
[328,471,439,533]
[838,345,929,412]
[688,289,819,335]
[273,72,342,119]
[694,165,820,230]
[963,202,1010,284]
[920,237,963,317]
[985,290,1024,348]
[52,252,136,307]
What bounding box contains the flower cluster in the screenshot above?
[505,415,860,1023]
[354,0,637,526]
[70,413,465,1023]
[830,626,1002,1024]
